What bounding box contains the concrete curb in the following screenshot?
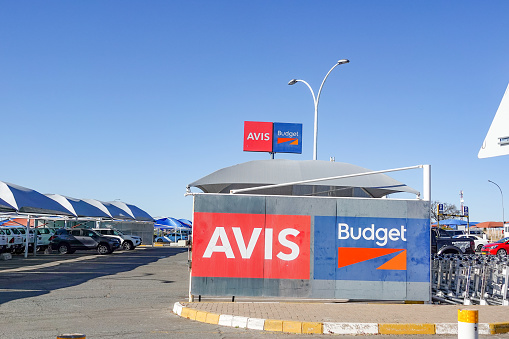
[172,302,509,335]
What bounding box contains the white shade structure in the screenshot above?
[189,159,419,198]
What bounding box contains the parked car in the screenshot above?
[454,234,489,252]
[481,237,509,257]
[431,228,475,255]
[0,226,25,254]
[468,229,485,236]
[92,227,142,250]
[154,233,187,243]
[34,227,55,252]
[49,228,121,255]
[0,229,8,253]
[4,226,41,248]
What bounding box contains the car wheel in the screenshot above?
[97,243,111,255]
[122,241,134,250]
[58,243,71,255]
[156,239,163,243]
[497,248,507,257]
[476,244,483,252]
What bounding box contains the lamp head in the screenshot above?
[337,59,350,65]
[288,79,298,85]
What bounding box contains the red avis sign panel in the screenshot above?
[243,121,273,152]
[192,212,310,280]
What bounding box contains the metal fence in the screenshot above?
[432,254,509,306]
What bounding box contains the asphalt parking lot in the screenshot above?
[1,248,508,338]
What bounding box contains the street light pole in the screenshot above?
[488,180,505,230]
[288,59,349,161]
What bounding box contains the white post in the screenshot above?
[458,309,478,339]
[24,215,30,258]
[32,217,37,256]
[423,165,431,201]
[188,194,195,302]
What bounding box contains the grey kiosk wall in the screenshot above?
[191,193,430,301]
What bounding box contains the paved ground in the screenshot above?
[0,247,508,338]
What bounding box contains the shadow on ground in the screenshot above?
[0,247,187,305]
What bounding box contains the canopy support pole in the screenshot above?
[24,215,30,258]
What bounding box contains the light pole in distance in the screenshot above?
[488,179,505,234]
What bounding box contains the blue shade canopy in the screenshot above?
[440,219,468,226]
[0,181,74,215]
[102,201,135,220]
[47,194,113,218]
[0,197,16,212]
[125,203,153,222]
[437,219,472,230]
[155,217,189,228]
[178,219,192,227]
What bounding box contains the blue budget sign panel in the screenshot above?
[314,216,430,283]
[272,122,302,154]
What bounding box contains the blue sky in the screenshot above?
[1,1,508,222]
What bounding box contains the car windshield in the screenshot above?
[0,229,4,235]
[38,228,51,234]
[495,237,509,243]
[10,228,20,234]
[114,230,123,236]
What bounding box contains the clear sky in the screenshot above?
[1,1,508,222]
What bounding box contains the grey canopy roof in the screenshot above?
[188,159,419,198]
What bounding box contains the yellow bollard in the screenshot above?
[458,309,478,339]
[57,334,86,339]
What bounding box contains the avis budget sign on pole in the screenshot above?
[243,121,302,154]
[190,194,430,301]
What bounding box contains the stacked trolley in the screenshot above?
[432,254,509,305]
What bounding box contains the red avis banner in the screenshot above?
[192,212,311,280]
[243,121,273,152]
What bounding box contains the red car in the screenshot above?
[481,237,509,256]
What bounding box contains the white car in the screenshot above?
[0,226,23,253]
[454,234,489,252]
[0,229,8,252]
[92,228,142,250]
[4,226,41,247]
[35,228,55,252]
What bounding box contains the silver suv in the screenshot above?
[92,228,142,250]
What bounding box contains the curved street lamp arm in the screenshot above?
[488,180,505,224]
[288,59,348,160]
[315,62,341,109]
[292,79,317,106]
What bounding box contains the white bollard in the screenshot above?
[458,309,478,339]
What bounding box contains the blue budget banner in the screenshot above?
[272,123,302,154]
[314,216,430,283]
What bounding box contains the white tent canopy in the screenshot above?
[189,159,419,198]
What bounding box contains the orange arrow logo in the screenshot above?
[338,247,406,270]
[277,138,298,145]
